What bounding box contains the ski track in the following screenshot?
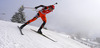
[0,20,90,48]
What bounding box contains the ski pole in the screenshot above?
[24,7,34,9]
[24,7,39,12]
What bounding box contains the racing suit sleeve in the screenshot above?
[35,5,46,9]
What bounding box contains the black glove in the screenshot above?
[35,7,38,9]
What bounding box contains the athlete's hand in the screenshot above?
[35,7,38,9]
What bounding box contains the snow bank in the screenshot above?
[0,20,90,48]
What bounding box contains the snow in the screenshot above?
[0,20,90,48]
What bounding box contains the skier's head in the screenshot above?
[49,5,55,10]
[48,2,58,10]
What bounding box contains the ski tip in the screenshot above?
[21,33,24,35]
[17,26,24,35]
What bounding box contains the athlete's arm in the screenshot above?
[35,5,46,9]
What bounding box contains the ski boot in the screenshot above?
[20,23,27,29]
[37,30,43,34]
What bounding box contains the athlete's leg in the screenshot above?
[37,15,47,34]
[20,13,40,29]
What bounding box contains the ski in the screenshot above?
[30,29,56,42]
[17,26,24,35]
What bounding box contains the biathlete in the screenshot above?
[19,3,57,34]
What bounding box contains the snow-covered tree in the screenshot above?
[11,5,26,23]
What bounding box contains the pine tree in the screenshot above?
[11,5,26,23]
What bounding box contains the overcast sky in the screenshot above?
[1,0,100,38]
